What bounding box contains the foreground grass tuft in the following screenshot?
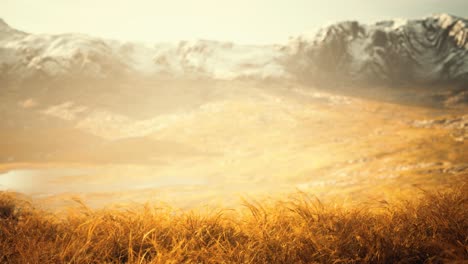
[0,187,467,263]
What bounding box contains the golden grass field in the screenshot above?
[1,185,467,263]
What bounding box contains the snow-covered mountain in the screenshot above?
[0,18,286,81]
[0,14,467,85]
[286,13,468,85]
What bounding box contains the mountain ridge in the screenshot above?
[0,14,467,86]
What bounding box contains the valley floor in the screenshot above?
[0,81,466,209]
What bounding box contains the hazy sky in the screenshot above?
[1,0,467,44]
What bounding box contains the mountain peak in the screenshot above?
[432,13,463,20]
[0,18,9,28]
[0,18,14,33]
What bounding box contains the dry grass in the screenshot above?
[0,186,467,264]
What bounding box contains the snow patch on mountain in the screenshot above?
[150,40,286,79]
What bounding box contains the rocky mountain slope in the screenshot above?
[287,14,468,85]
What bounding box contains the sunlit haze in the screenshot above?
[1,0,468,44]
[1,1,467,262]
